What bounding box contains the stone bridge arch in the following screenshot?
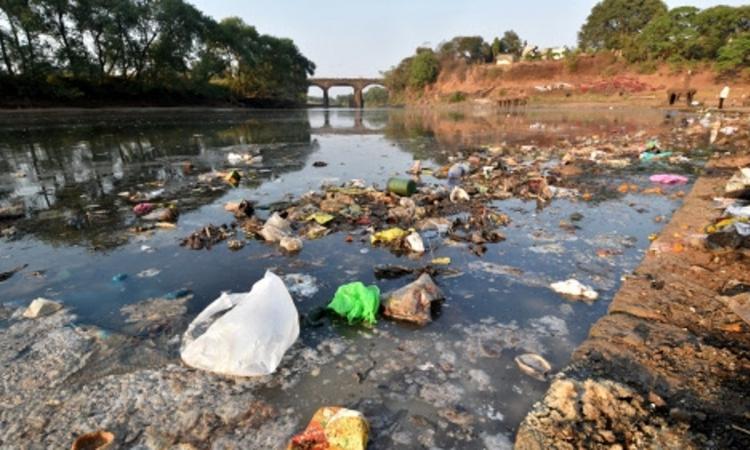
[308,78,385,108]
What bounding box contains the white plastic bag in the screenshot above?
[181,271,299,376]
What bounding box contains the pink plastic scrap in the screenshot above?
[649,174,688,185]
[133,202,155,216]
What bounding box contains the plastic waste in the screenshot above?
[180,271,299,377]
[550,279,598,301]
[23,298,63,318]
[448,163,469,180]
[71,430,115,450]
[328,282,380,325]
[387,177,417,196]
[449,186,470,203]
[515,353,552,381]
[225,170,241,187]
[307,212,335,225]
[112,273,128,282]
[370,227,409,245]
[726,204,750,218]
[260,213,291,242]
[132,203,154,216]
[431,257,451,265]
[726,168,750,196]
[282,273,319,298]
[649,174,688,185]
[639,151,673,161]
[405,232,425,253]
[382,273,444,326]
[280,236,303,253]
[288,407,369,450]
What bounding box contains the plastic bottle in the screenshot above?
[387,178,417,196]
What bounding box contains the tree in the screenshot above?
[499,30,523,57]
[695,5,750,59]
[438,36,491,63]
[364,86,388,107]
[408,49,439,88]
[717,32,750,72]
[634,6,701,61]
[491,37,502,57]
[578,0,668,51]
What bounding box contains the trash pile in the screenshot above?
[705,167,750,250]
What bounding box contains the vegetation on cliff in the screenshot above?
[385,1,750,101]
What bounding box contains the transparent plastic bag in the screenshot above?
[181,271,299,376]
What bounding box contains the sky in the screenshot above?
[190,0,748,79]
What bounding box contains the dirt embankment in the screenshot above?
[515,150,750,448]
[421,55,750,109]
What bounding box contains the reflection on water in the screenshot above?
[0,107,695,445]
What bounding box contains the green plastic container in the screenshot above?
[387,177,417,196]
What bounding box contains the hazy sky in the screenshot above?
[190,1,748,78]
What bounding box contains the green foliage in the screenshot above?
[564,50,581,72]
[0,0,314,105]
[498,30,523,57]
[578,0,668,51]
[631,6,702,62]
[447,91,466,103]
[717,33,750,73]
[438,36,492,64]
[363,86,388,107]
[408,49,440,89]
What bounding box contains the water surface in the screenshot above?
[0,106,696,446]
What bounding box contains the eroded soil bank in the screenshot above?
[516,154,750,449]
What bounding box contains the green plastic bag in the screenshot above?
[328,282,380,325]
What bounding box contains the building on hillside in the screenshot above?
[540,47,567,61]
[495,54,515,66]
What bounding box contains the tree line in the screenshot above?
[579,0,750,72]
[0,0,315,106]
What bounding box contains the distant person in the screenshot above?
[719,85,730,109]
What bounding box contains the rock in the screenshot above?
[23,298,63,319]
[279,236,303,253]
[288,406,369,450]
[382,273,444,326]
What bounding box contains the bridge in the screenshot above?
[308,78,385,108]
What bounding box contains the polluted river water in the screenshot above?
[0,107,703,448]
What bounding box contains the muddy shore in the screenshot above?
[515,154,750,449]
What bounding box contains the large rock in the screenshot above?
[382,273,444,326]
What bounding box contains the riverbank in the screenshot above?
[516,148,750,448]
[403,56,750,110]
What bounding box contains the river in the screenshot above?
[0,106,699,448]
